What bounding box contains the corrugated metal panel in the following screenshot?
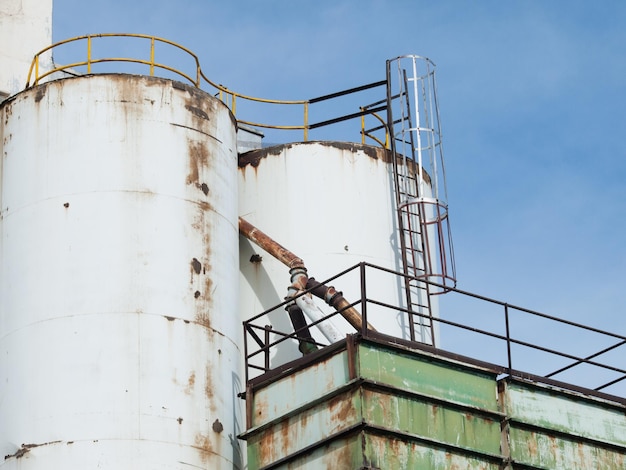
[363,433,501,470]
[244,337,626,469]
[246,387,362,469]
[243,337,506,469]
[361,388,501,456]
[357,342,499,412]
[502,379,626,468]
[250,349,351,429]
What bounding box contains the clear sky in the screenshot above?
[51,1,626,394]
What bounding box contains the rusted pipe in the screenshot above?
[307,278,376,332]
[239,217,305,270]
[239,217,373,333]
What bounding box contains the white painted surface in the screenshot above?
[0,75,242,468]
[239,142,436,366]
[0,0,52,98]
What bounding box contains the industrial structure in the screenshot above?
[1,1,626,468]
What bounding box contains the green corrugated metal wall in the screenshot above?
[241,337,626,469]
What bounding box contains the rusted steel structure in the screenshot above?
[241,334,626,469]
[242,262,626,468]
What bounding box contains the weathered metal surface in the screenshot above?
[357,342,500,412]
[502,379,626,468]
[0,75,241,468]
[246,388,362,469]
[238,141,438,368]
[0,0,52,97]
[244,337,505,469]
[238,217,368,333]
[361,388,501,456]
[363,434,501,470]
[244,335,626,469]
[265,434,365,470]
[250,349,351,428]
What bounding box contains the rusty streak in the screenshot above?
[5,441,62,460]
[238,217,304,270]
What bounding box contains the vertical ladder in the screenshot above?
[386,56,456,346]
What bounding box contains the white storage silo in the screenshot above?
[239,141,437,365]
[0,75,243,468]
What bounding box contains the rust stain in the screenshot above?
[526,431,538,457]
[184,372,196,395]
[187,140,209,185]
[328,392,356,424]
[257,426,275,465]
[4,441,62,460]
[204,275,214,298]
[195,312,211,329]
[204,365,214,401]
[194,433,212,464]
[191,258,202,275]
[238,142,391,169]
[254,396,268,426]
[186,104,210,121]
[323,434,354,469]
[196,200,214,213]
[34,85,47,103]
[3,103,12,127]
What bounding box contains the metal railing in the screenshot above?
[25,34,389,144]
[243,262,626,402]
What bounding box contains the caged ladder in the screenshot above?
[385,55,456,346]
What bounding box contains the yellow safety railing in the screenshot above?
[361,107,389,149]
[25,33,202,88]
[25,34,387,146]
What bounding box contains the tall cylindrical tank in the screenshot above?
[0,75,242,468]
[239,141,436,366]
[0,0,52,98]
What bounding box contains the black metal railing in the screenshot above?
[243,262,626,401]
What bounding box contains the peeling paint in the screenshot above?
[4,441,62,460]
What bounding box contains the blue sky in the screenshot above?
[52,1,626,393]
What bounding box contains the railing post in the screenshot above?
[243,323,249,383]
[150,37,155,76]
[87,36,92,74]
[504,303,512,375]
[303,101,309,141]
[360,262,367,337]
[34,56,39,86]
[360,107,365,144]
[264,324,272,372]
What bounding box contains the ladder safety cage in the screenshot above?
[385,55,456,345]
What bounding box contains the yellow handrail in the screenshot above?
[25,33,388,146]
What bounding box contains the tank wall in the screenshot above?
[0,0,52,97]
[0,76,243,468]
[239,142,433,365]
